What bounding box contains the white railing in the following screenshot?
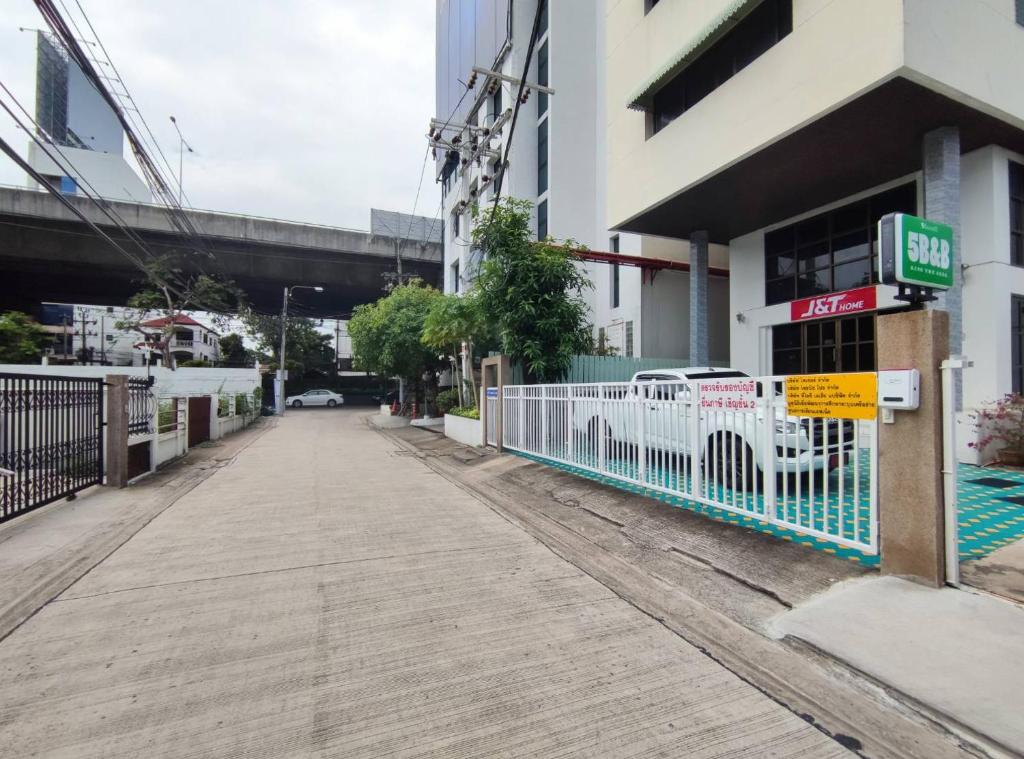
[501,376,878,555]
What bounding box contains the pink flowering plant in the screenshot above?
[970,394,1024,464]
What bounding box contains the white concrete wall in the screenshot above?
[902,0,1024,132]
[0,364,260,397]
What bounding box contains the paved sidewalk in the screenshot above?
[0,409,846,758]
[771,576,1024,755]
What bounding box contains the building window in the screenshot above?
[652,0,792,134]
[491,86,502,122]
[764,183,916,306]
[1011,161,1023,266]
[625,321,634,358]
[538,118,548,195]
[540,0,549,35]
[451,210,460,240]
[537,199,548,240]
[598,327,607,352]
[451,260,460,293]
[772,315,876,375]
[1015,296,1024,393]
[1017,0,1024,26]
[645,0,660,13]
[537,40,549,116]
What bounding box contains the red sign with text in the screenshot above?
[790,286,877,322]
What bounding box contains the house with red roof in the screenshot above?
[137,313,220,366]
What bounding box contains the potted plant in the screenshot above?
[970,394,1024,466]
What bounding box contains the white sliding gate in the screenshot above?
[502,376,878,554]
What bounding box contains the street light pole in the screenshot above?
[277,284,324,416]
[169,115,194,206]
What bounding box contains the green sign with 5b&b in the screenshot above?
[878,213,954,290]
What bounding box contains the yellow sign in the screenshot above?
[785,373,877,420]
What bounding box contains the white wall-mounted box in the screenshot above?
[878,369,921,410]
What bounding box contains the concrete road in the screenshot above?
[0,410,847,758]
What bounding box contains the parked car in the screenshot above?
[573,367,854,488]
[286,389,345,408]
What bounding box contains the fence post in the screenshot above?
[566,386,573,462]
[541,386,548,457]
[598,384,606,471]
[762,382,777,520]
[637,385,646,485]
[105,375,129,488]
[690,381,702,496]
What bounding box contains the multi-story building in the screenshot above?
[606,0,1024,455]
[38,304,221,366]
[433,0,729,361]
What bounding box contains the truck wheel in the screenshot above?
[711,433,759,492]
[587,417,614,457]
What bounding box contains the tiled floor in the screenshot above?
[511,453,1024,568]
[958,463,1024,561]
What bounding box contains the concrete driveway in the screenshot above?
[0,410,847,757]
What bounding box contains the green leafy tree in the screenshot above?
[0,311,50,364]
[116,253,242,368]
[349,281,446,406]
[421,290,493,407]
[474,198,592,383]
[240,311,335,377]
[219,333,252,367]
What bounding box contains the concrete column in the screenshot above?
[923,126,962,406]
[689,231,709,367]
[877,309,949,586]
[105,375,129,489]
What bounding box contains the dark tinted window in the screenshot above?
[537,199,548,240]
[1015,295,1024,393]
[538,118,548,195]
[537,41,549,116]
[652,0,791,134]
[1011,161,1023,266]
[764,183,916,306]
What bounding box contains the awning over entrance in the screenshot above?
[618,77,1024,244]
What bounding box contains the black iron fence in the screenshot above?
[0,373,104,522]
[127,376,155,437]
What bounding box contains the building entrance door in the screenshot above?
[772,314,876,375]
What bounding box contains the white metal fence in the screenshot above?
[501,376,878,554]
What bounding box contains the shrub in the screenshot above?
[970,394,1024,464]
[449,406,480,420]
[179,359,212,368]
[435,388,460,415]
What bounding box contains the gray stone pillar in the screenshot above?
[105,375,129,488]
[689,231,709,367]
[923,126,962,406]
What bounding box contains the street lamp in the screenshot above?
[277,285,325,415]
[169,115,194,206]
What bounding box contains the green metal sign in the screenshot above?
[878,213,954,290]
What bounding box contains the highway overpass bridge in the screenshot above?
[0,186,442,318]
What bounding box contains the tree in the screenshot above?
[219,333,252,367]
[0,311,49,364]
[349,281,446,405]
[474,198,592,383]
[239,312,334,377]
[422,290,493,407]
[116,253,242,368]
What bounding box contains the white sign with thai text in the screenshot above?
[698,378,758,412]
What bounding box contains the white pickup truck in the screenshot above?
[575,367,853,488]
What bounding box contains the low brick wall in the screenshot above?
[444,414,482,447]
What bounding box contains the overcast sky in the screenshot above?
[0,1,439,231]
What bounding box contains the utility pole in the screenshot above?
[169,115,194,206]
[278,286,288,416]
[61,315,69,361]
[335,319,341,373]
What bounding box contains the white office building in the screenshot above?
[605,0,1024,458]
